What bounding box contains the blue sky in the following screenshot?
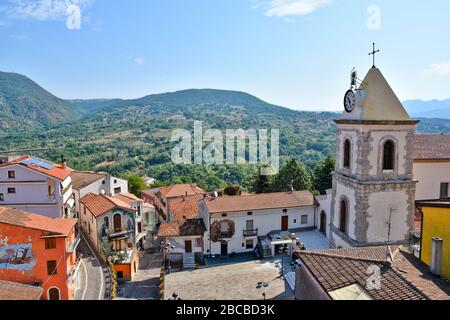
[0,0,449,111]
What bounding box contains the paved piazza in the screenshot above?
[164,259,293,300]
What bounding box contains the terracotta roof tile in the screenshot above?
[0,206,76,236]
[413,134,450,160]
[159,184,204,198]
[298,249,427,300]
[70,171,106,190]
[169,194,203,221]
[80,193,135,217]
[0,281,43,300]
[158,219,205,237]
[204,191,315,214]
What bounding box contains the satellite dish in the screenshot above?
[101,189,106,195]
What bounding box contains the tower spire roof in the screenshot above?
[342,67,412,121]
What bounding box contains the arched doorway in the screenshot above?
[113,214,122,232]
[320,211,327,234]
[48,287,60,300]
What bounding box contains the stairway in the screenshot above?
[183,253,195,270]
[259,238,272,258]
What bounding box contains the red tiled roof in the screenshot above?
[158,219,205,237]
[0,206,76,236]
[204,191,315,214]
[159,184,204,198]
[0,281,43,300]
[80,193,135,217]
[0,155,71,181]
[169,194,203,221]
[113,193,141,203]
[297,248,427,300]
[70,171,106,190]
[413,134,450,161]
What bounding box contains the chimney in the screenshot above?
[430,237,443,276]
[60,154,67,169]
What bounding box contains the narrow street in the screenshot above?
[74,231,109,300]
[116,238,163,300]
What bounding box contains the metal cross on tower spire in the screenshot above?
[369,42,380,68]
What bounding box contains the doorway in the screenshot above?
[185,240,192,253]
[220,242,228,257]
[320,211,327,234]
[281,216,289,231]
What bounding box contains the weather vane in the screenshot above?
[369,42,380,68]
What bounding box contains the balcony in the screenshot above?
[108,228,133,240]
[66,233,81,253]
[243,229,258,237]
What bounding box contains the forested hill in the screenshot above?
[0,71,75,129]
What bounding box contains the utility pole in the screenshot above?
[386,208,395,262]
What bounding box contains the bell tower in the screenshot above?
[330,64,419,248]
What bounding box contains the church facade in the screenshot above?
[323,67,419,248]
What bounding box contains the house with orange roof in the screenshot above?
[153,184,205,221]
[0,206,79,300]
[79,193,140,282]
[0,155,75,219]
[158,194,206,269]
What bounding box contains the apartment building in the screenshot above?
[0,155,74,218]
[0,207,79,300]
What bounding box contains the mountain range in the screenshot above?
[1,71,450,130]
[1,71,450,190]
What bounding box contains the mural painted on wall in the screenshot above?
[98,210,136,247]
[0,243,35,270]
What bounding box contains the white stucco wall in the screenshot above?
[316,190,332,238]
[168,236,204,254]
[204,206,316,255]
[366,190,410,243]
[414,161,450,200]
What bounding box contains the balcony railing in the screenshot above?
[109,228,133,239]
[243,229,258,237]
[66,233,81,253]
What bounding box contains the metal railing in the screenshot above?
[243,229,258,237]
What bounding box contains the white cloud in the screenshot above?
[424,60,450,76]
[255,0,332,17]
[8,0,94,21]
[134,57,145,66]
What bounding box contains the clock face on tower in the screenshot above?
[344,89,356,113]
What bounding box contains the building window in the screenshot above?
[114,179,117,184]
[8,171,15,179]
[117,271,123,279]
[340,199,348,234]
[47,260,57,275]
[7,188,16,194]
[45,238,56,249]
[221,213,227,217]
[440,183,449,199]
[0,194,4,201]
[245,239,254,249]
[283,209,288,213]
[343,139,351,169]
[114,187,121,194]
[301,215,308,225]
[247,212,253,216]
[383,140,395,170]
[102,180,105,185]
[113,214,122,232]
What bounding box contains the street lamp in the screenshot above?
[256,282,269,300]
[165,242,176,274]
[278,244,289,279]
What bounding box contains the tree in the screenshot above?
[313,155,336,195]
[223,185,241,196]
[127,176,148,197]
[271,157,313,192]
[251,167,271,194]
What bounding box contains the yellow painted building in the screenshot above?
[417,202,450,280]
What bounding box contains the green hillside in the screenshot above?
[0,71,76,129]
